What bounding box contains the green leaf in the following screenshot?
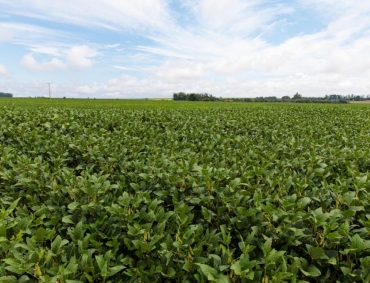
[95,255,107,273]
[356,175,367,184]
[160,267,176,278]
[4,266,24,275]
[360,256,370,269]
[0,237,8,243]
[0,276,18,283]
[261,238,272,257]
[306,245,328,260]
[229,178,241,189]
[300,265,321,277]
[350,234,364,250]
[34,227,46,242]
[68,202,80,210]
[51,235,69,254]
[74,221,84,240]
[327,257,337,265]
[121,192,130,206]
[28,251,39,263]
[266,249,285,264]
[215,274,230,283]
[195,263,218,280]
[220,224,231,245]
[340,267,352,276]
[297,197,311,208]
[108,265,126,276]
[327,232,342,239]
[62,216,74,224]
[2,198,21,218]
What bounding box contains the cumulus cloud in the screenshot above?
[66,45,97,69]
[21,53,66,72]
[0,64,9,77]
[21,45,98,72]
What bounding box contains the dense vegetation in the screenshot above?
[172,92,351,104]
[173,92,218,101]
[1,101,370,282]
[0,92,13,98]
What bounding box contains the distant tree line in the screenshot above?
[325,94,370,101]
[173,92,361,104]
[251,93,349,104]
[0,92,13,98]
[173,92,219,101]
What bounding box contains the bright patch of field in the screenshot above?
[349,100,370,104]
[1,100,370,282]
[149,98,173,101]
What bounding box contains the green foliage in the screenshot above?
[173,92,217,101]
[293,92,302,99]
[0,92,13,98]
[1,102,370,282]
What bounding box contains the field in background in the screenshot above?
[149,98,173,101]
[1,99,370,282]
[350,100,370,104]
[0,98,245,109]
[2,97,370,109]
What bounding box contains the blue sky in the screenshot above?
[0,0,370,98]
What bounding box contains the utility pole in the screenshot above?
[47,83,51,99]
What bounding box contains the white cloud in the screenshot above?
[113,65,138,71]
[21,53,66,72]
[21,45,98,72]
[0,27,12,42]
[66,45,97,69]
[151,60,205,83]
[29,46,63,57]
[0,64,9,77]
[0,0,174,32]
[0,22,74,47]
[189,0,293,34]
[301,0,370,16]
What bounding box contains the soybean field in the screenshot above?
[1,100,370,282]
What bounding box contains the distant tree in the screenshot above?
[293,92,302,99]
[189,93,198,101]
[0,92,13,98]
[265,96,277,101]
[173,92,188,101]
[254,97,268,102]
[282,96,290,100]
[173,92,217,101]
[329,94,342,100]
